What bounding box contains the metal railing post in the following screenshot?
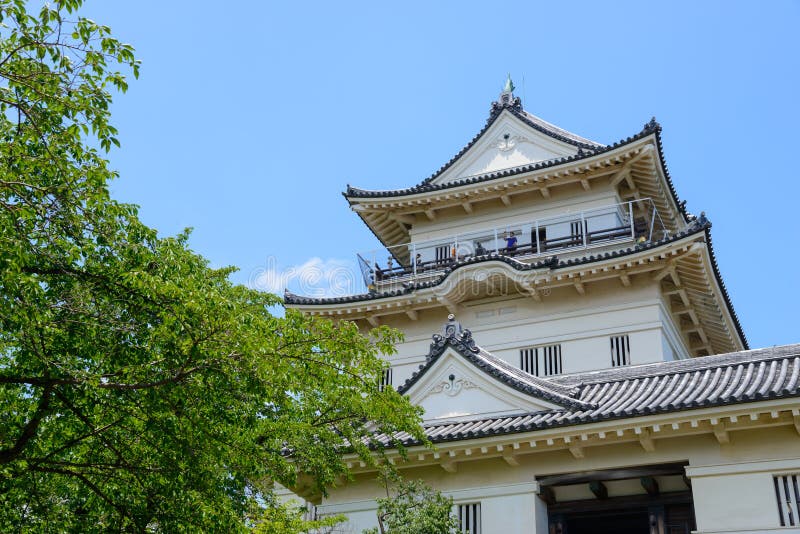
[628,201,635,239]
[412,243,416,277]
[648,200,656,242]
[581,212,587,248]
[534,221,540,254]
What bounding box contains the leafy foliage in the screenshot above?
[0,1,425,531]
[249,499,344,534]
[364,475,460,534]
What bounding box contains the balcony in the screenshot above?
[357,199,668,291]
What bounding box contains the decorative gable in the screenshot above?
[429,111,580,186]
[398,315,594,423]
[408,348,561,422]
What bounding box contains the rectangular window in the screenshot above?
[611,335,631,367]
[775,474,800,527]
[379,368,392,391]
[520,347,536,374]
[435,245,450,264]
[570,220,584,244]
[520,344,562,376]
[534,226,547,253]
[458,503,481,534]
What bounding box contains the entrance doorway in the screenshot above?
[552,502,694,533]
[540,463,695,534]
[565,508,649,533]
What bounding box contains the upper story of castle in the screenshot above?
[343,76,680,277]
[285,77,747,369]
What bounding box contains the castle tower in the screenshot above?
[280,80,800,534]
[286,76,746,386]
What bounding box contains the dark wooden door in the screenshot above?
[548,498,695,534]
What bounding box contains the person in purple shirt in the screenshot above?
[504,231,518,253]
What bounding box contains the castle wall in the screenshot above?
[377,277,687,389]
[311,425,800,533]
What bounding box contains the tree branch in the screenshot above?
[0,383,53,464]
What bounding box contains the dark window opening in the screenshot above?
[458,503,481,534]
[611,335,631,367]
[520,345,562,376]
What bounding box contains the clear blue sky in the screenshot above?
[84,1,799,349]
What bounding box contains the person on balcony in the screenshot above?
[504,231,518,254]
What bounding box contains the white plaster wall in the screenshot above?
[318,464,543,533]
[661,334,676,361]
[658,297,691,361]
[409,186,619,247]
[379,278,685,387]
[691,472,780,532]
[317,424,800,533]
[684,426,800,533]
[319,494,545,534]
[477,492,538,533]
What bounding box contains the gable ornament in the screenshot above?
[429,373,478,397]
[493,133,529,153]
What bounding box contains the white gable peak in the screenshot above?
[430,110,597,186]
[408,351,560,422]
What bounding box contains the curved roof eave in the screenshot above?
[345,118,689,226]
[284,221,747,351]
[344,115,675,202]
[345,129,645,199]
[702,224,748,349]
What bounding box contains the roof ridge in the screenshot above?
[513,108,603,148]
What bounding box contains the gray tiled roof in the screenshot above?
[517,109,602,148]
[375,331,799,447]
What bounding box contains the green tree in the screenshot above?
[249,499,344,534]
[0,1,425,531]
[364,475,460,534]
